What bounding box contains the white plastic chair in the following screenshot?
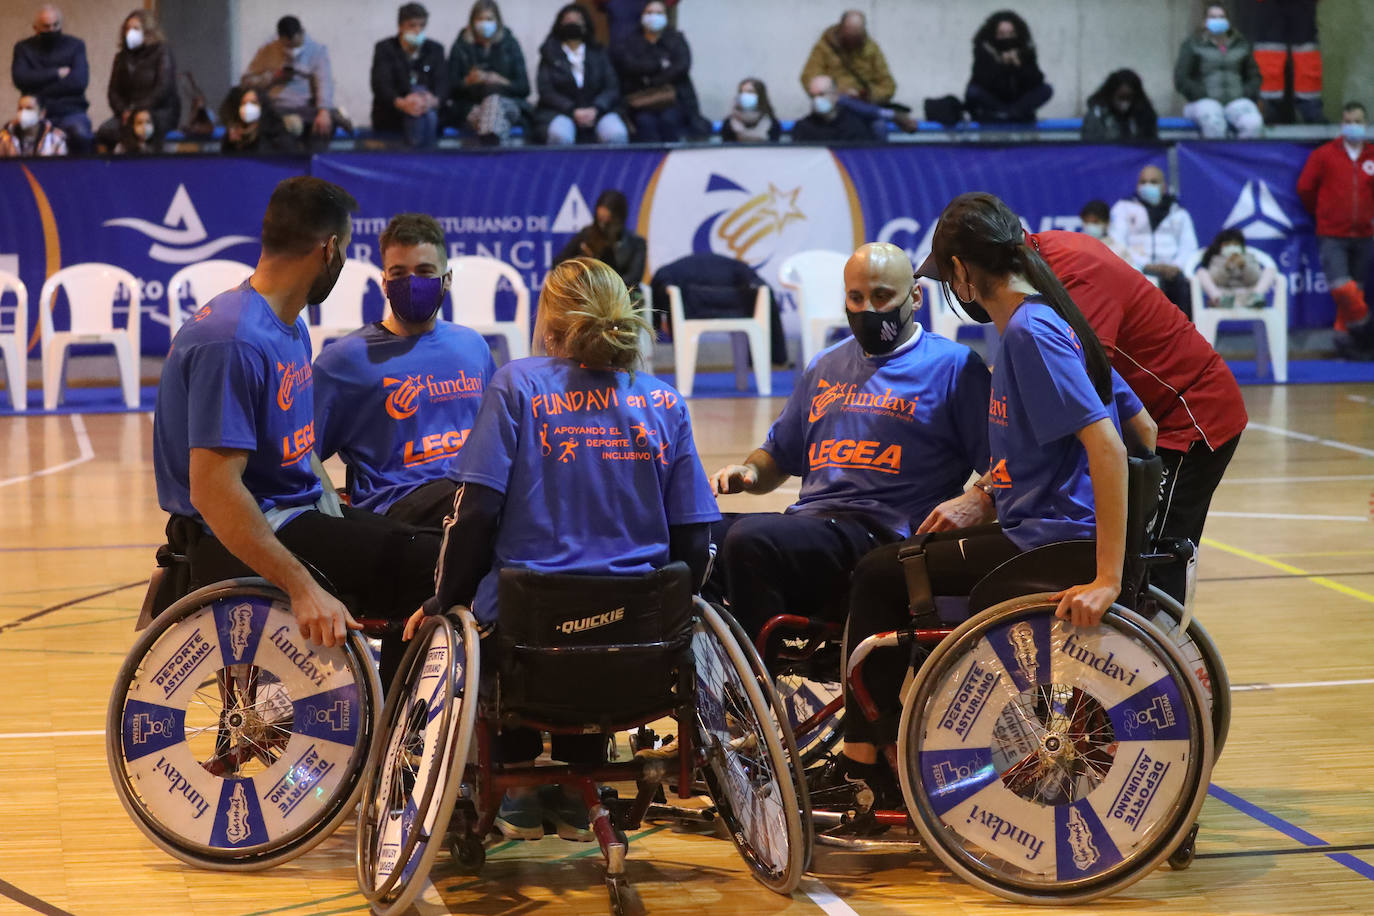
[165,260,253,338]
[309,260,384,355]
[0,269,28,411]
[666,283,772,398]
[449,256,529,363]
[636,282,655,373]
[40,263,141,410]
[918,278,1000,350]
[777,250,849,367]
[1187,248,1287,383]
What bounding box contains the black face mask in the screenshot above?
[847,291,914,355]
[306,241,345,306]
[556,21,586,42]
[37,31,61,50]
[992,36,1018,51]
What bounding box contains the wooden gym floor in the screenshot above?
[1,382,1373,915]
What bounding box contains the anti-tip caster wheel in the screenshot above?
[1168,822,1200,871]
[448,833,486,875]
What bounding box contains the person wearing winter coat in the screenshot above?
[1174,3,1263,139]
[533,4,628,145]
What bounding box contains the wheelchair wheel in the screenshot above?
[691,600,805,895]
[356,610,480,916]
[1145,585,1230,758]
[106,579,381,870]
[897,594,1212,905]
[718,608,815,868]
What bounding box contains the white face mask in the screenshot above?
[1219,244,1244,258]
[737,91,758,111]
[1342,122,1367,143]
[1205,16,1228,34]
[1082,222,1106,239]
[812,95,834,116]
[124,27,143,50]
[289,44,304,57]
[475,19,498,39]
[1138,182,1163,206]
[403,30,425,48]
[239,101,261,124]
[138,122,154,140]
[642,12,667,32]
[18,109,40,130]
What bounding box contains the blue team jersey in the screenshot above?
[313,321,496,513]
[989,298,1133,550]
[456,357,721,622]
[762,328,991,538]
[153,280,323,524]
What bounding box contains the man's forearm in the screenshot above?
[741,447,788,494]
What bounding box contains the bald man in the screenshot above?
[1109,164,1199,314]
[11,4,91,152]
[706,243,991,638]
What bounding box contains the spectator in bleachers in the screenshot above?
[1174,3,1263,139]
[446,0,530,145]
[799,10,917,138]
[370,2,447,149]
[1196,228,1277,309]
[554,189,645,291]
[721,78,780,143]
[594,0,679,49]
[11,4,91,152]
[0,94,67,156]
[112,106,159,154]
[1082,69,1158,142]
[1298,101,1374,355]
[96,10,179,152]
[533,4,629,145]
[1078,200,1130,262]
[964,10,1052,124]
[792,75,872,144]
[219,86,301,154]
[612,0,708,143]
[241,16,336,145]
[1109,165,1199,316]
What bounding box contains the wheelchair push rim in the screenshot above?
[897,594,1212,905]
[691,601,806,895]
[1145,585,1231,758]
[356,610,479,916]
[106,579,380,870]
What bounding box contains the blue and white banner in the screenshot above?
[0,157,305,355]
[1177,142,1329,329]
[0,142,1337,358]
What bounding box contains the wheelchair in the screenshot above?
[106,519,387,869]
[354,563,810,916]
[759,455,1229,904]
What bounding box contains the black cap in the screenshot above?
[914,252,942,281]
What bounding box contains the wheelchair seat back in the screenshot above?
[967,454,1164,614]
[137,515,202,630]
[495,562,694,726]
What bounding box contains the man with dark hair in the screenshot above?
[153,177,441,685]
[313,213,495,529]
[1298,100,1374,356]
[10,4,91,152]
[241,13,336,143]
[1079,199,1131,262]
[371,2,447,147]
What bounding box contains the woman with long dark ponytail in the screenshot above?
[811,192,1154,818]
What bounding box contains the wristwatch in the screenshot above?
[975,480,995,501]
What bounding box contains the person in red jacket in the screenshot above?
[919,228,1248,601]
[1297,100,1374,355]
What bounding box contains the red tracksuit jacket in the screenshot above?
[1297,138,1374,238]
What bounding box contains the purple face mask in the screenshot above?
[385,274,445,323]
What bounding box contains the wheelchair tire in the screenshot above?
[896,594,1212,905]
[355,610,480,916]
[1145,585,1231,758]
[718,607,815,869]
[106,578,381,870]
[691,600,805,895]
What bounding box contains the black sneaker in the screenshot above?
[806,756,903,814]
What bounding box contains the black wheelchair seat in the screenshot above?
[495,562,694,726]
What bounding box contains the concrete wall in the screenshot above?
[0,0,139,128]
[229,0,1210,130]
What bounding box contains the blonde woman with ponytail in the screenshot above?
[404,257,719,842]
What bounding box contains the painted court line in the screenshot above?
[1231,677,1374,692]
[0,728,103,741]
[1209,511,1368,523]
[801,878,862,916]
[1221,474,1374,484]
[1208,784,1374,883]
[0,414,93,489]
[1202,538,1374,607]
[1246,421,1374,458]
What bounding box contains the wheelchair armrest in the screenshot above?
[967,540,1097,615]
